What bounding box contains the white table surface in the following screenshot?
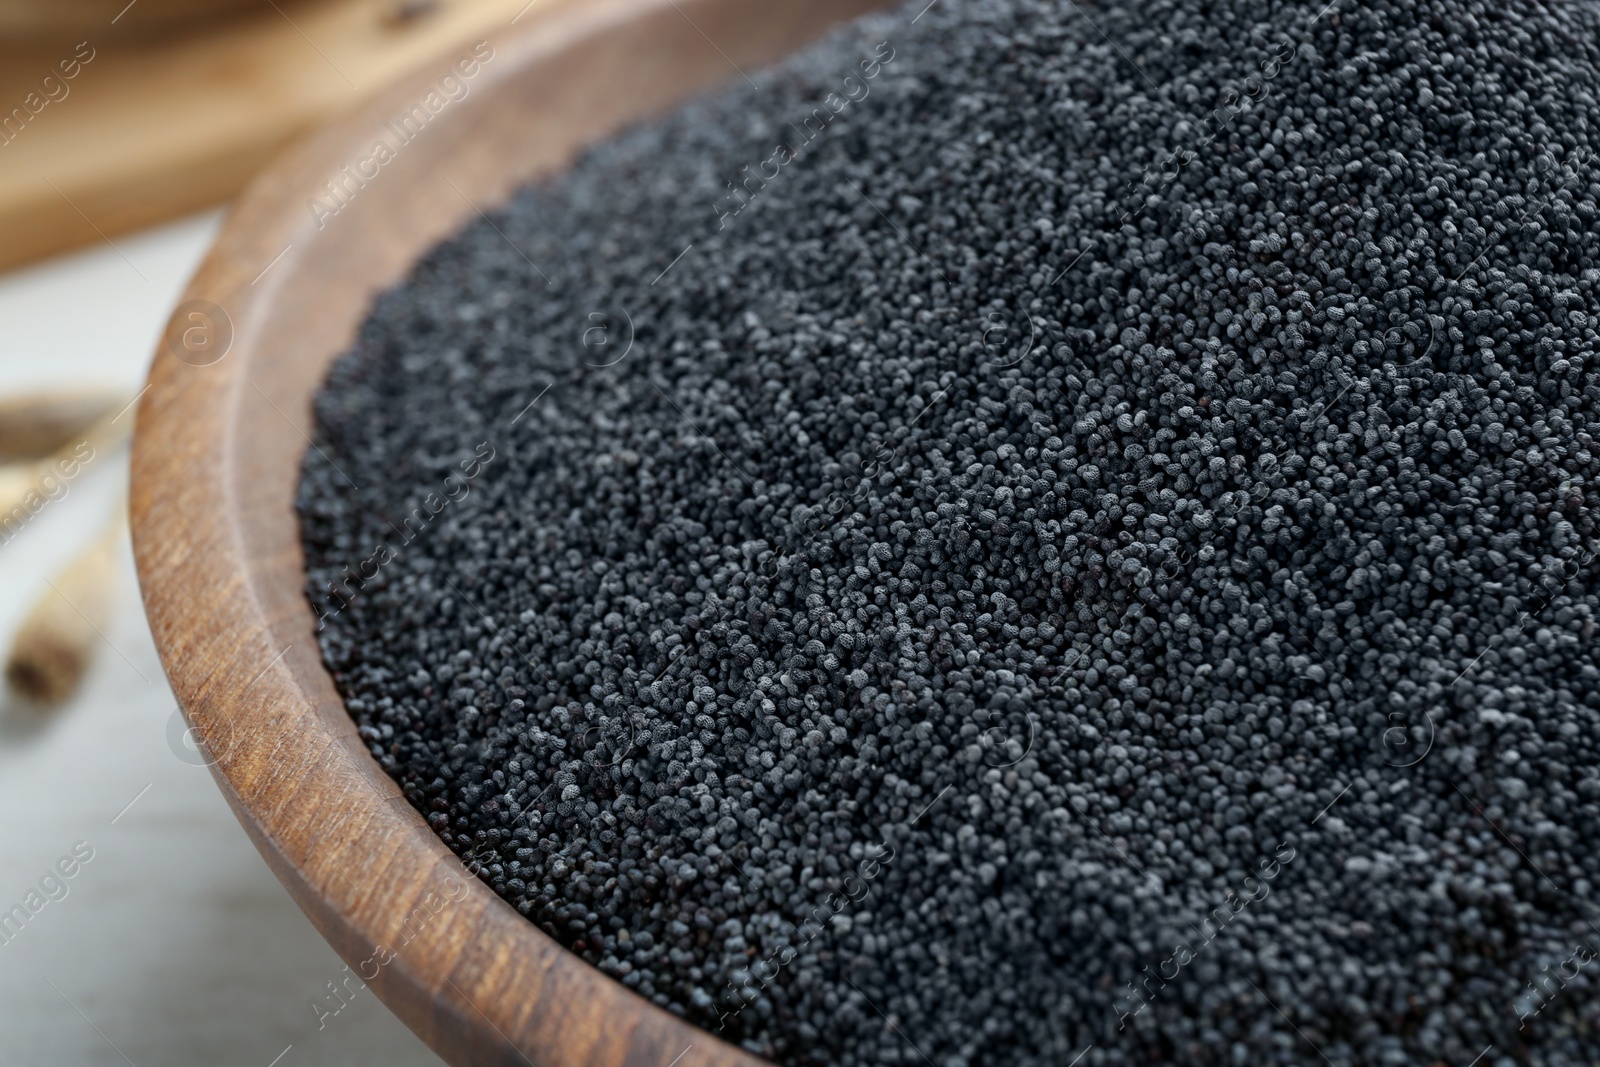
[0,215,443,1066]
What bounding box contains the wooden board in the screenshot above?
[0,0,554,274]
[0,0,262,38]
[128,0,892,1063]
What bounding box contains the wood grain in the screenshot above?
[129,0,890,1063]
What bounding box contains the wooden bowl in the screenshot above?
[129,0,889,1063]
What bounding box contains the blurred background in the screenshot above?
[0,1,540,1060]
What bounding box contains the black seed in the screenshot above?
[299,0,1600,1064]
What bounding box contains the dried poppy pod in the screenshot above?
[0,390,126,462]
[6,509,122,706]
[0,411,129,548]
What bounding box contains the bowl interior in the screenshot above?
[130,0,891,1062]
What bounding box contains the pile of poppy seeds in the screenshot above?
[298,0,1600,1062]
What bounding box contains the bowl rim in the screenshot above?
[129,0,885,1061]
